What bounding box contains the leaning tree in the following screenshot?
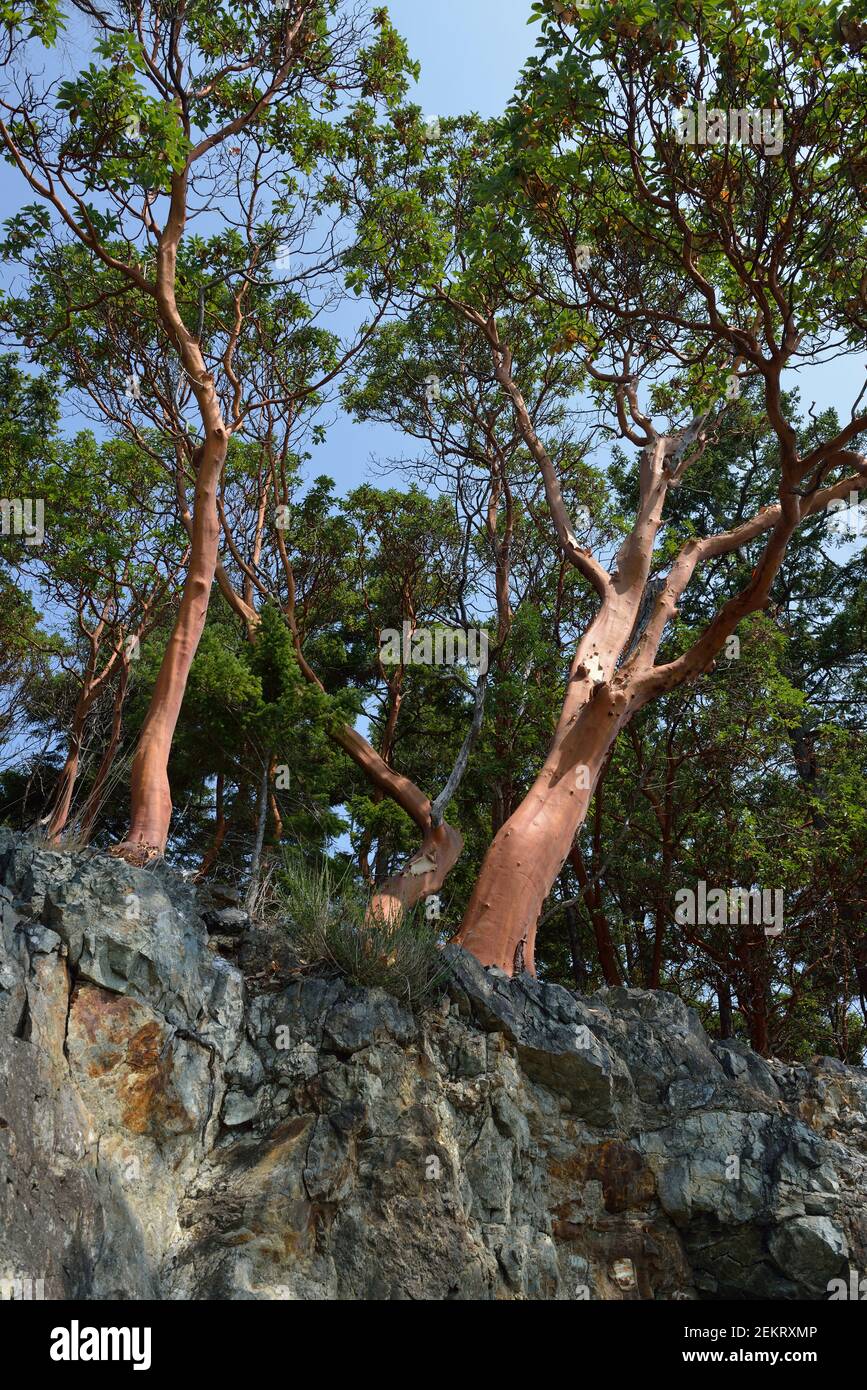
[416,0,867,972]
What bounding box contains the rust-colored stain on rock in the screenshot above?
[550,1139,656,1214]
[72,986,140,1077]
[126,1021,163,1072]
[72,985,139,1047]
[121,1035,191,1137]
[69,984,195,1139]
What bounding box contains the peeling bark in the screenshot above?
[368,821,463,924]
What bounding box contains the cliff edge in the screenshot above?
[1,830,864,1300]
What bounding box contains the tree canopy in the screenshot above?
[1,0,864,1061]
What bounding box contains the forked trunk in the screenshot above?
[453,690,627,974]
[112,439,225,863]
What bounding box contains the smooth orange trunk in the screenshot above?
[113,440,225,862]
[453,690,626,974]
[368,821,463,923]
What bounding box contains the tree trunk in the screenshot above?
[453,688,627,974]
[268,754,283,843]
[745,1003,769,1056]
[246,760,270,915]
[45,704,88,842]
[368,821,463,924]
[194,771,227,881]
[112,438,226,863]
[717,979,734,1040]
[78,660,130,843]
[738,943,770,1055]
[275,576,465,921]
[568,845,624,987]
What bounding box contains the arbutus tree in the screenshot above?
[535,380,866,1013]
[158,330,478,917]
[0,0,420,861]
[421,0,867,974]
[136,346,480,912]
[2,0,480,909]
[5,0,865,988]
[342,283,612,910]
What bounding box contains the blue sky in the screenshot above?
[388,0,535,115]
[309,0,538,495]
[0,2,538,499]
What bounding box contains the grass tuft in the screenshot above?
[277,853,451,1008]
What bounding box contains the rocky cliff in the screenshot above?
[0,830,864,1301]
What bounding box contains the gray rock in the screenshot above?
[201,906,250,936]
[322,985,417,1054]
[200,881,243,909]
[444,945,634,1125]
[769,1216,849,1291]
[1,831,865,1302]
[666,1077,717,1110]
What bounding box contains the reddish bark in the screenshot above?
[453,684,629,973]
[272,538,466,920]
[113,436,226,862]
[568,845,623,987]
[126,363,867,969]
[443,309,867,979]
[368,821,463,924]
